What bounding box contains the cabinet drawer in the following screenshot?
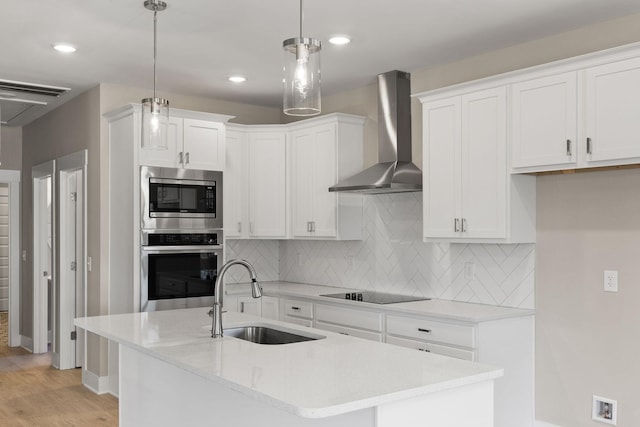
[283,299,314,319]
[386,315,475,348]
[315,304,383,332]
[315,321,383,342]
[385,336,475,361]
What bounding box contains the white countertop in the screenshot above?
[75,309,502,418]
[227,281,535,323]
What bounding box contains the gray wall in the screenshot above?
[0,126,23,171]
[536,169,640,426]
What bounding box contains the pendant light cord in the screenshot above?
[299,0,303,38]
[153,9,158,99]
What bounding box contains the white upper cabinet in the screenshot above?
[289,114,364,240]
[248,131,288,238]
[419,87,535,243]
[511,72,578,170]
[140,114,227,171]
[511,52,640,173]
[225,114,365,241]
[223,129,247,238]
[584,57,640,164]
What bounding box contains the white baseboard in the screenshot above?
[82,368,110,395]
[19,335,33,352]
[536,421,562,427]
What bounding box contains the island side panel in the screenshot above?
[375,380,494,427]
[118,345,375,427]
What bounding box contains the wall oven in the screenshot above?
[141,230,223,312]
[141,166,222,230]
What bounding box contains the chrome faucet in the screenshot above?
[210,259,262,338]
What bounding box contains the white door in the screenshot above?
[511,72,577,169]
[57,150,87,370]
[422,97,460,239]
[585,57,640,163]
[32,161,55,355]
[247,132,287,238]
[460,87,507,239]
[183,119,225,170]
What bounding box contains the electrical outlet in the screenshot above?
[464,262,475,281]
[603,270,618,292]
[592,395,617,425]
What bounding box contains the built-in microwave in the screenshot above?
[141,166,223,230]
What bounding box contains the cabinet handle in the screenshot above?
[586,137,592,155]
[238,222,242,233]
[185,152,190,164]
[249,222,254,235]
[307,222,312,233]
[418,348,431,352]
[454,218,460,232]
[566,139,572,157]
[311,221,315,232]
[339,332,349,336]
[179,151,184,164]
[417,328,432,333]
[461,218,467,233]
[291,306,300,310]
[240,302,245,313]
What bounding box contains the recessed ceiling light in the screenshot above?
[53,43,77,53]
[328,35,351,45]
[228,76,247,83]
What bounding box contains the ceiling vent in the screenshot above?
[0,79,70,126]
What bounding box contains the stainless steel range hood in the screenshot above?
[329,70,422,194]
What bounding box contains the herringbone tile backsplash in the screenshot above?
[227,193,534,309]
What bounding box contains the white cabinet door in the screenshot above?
[511,72,577,169]
[290,124,337,238]
[585,57,640,163]
[261,296,280,320]
[183,119,225,171]
[422,97,460,239]
[247,132,287,238]
[461,88,507,239]
[139,116,182,167]
[237,296,261,316]
[312,125,338,237]
[290,129,315,237]
[224,130,246,238]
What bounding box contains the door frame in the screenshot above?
[32,161,55,354]
[56,150,87,369]
[0,170,21,347]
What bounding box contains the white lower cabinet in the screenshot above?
[384,336,474,361]
[314,304,383,342]
[225,295,279,320]
[281,298,314,327]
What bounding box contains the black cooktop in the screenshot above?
[320,291,431,304]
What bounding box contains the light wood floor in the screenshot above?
[0,313,119,426]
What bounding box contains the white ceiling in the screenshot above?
[2,0,640,126]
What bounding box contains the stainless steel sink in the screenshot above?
[224,325,324,345]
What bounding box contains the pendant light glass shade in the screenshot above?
[282,0,321,116]
[141,0,169,150]
[141,97,169,149]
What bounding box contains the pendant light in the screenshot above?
[282,0,321,116]
[141,0,169,150]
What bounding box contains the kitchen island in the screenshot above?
[75,308,502,427]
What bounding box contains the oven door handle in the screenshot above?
[142,245,224,253]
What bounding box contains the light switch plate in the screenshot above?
[603,270,618,292]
